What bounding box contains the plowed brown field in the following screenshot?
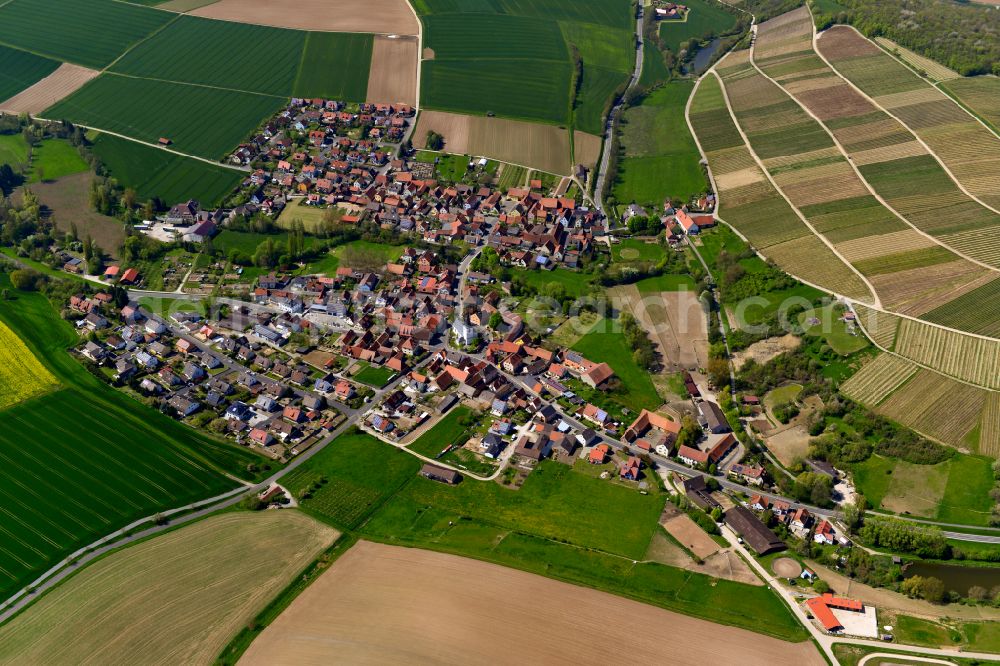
[189,0,418,35]
[239,541,824,666]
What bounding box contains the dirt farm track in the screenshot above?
[187,0,419,35]
[239,541,825,665]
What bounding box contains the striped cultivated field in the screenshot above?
[922,277,1000,337]
[842,351,997,453]
[818,25,1000,235]
[877,369,986,449]
[892,317,1000,389]
[716,38,986,313]
[46,75,285,160]
[982,394,1000,457]
[854,304,901,350]
[840,353,918,406]
[689,70,872,300]
[943,76,1000,133]
[0,0,172,69]
[749,8,1000,330]
[0,44,60,103]
[873,37,960,83]
[0,512,338,665]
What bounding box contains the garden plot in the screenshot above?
[611,284,709,371]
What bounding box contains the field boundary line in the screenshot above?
[98,70,288,100]
[748,17,1000,277]
[859,27,1000,144]
[813,21,1000,220]
[0,483,249,623]
[689,63,1000,393]
[711,60,881,306]
[685,72,873,305]
[102,12,182,74]
[28,115,249,171]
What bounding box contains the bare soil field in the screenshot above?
[647,529,762,586]
[766,424,811,467]
[413,110,573,175]
[0,511,338,666]
[733,334,800,370]
[663,514,719,559]
[611,285,708,371]
[366,35,417,106]
[0,63,98,115]
[240,541,818,666]
[189,0,418,35]
[14,173,124,258]
[574,131,602,169]
[773,557,803,578]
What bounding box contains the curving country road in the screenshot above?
[593,3,644,215]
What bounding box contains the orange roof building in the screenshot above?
[805,594,863,633]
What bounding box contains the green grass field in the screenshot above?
[214,230,318,257]
[281,431,421,529]
[851,453,995,526]
[362,457,807,641]
[0,43,59,102]
[408,406,473,458]
[613,81,707,206]
[417,0,633,131]
[110,15,304,97]
[518,267,595,299]
[612,238,664,263]
[571,316,662,412]
[293,31,373,100]
[0,274,265,600]
[799,304,869,355]
[277,425,806,642]
[47,74,285,160]
[90,133,242,207]
[0,0,172,69]
[26,139,88,183]
[353,363,396,388]
[658,0,738,54]
[0,134,29,170]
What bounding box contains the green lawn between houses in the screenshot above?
[571,315,663,413]
[352,363,396,388]
[408,405,473,458]
[0,274,265,601]
[278,428,808,642]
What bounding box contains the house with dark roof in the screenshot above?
[725,506,785,555]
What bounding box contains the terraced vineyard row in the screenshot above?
[840,353,917,406]
[878,369,986,449]
[717,39,983,315]
[750,8,1000,332]
[688,71,872,300]
[820,26,1000,213]
[893,318,1000,390]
